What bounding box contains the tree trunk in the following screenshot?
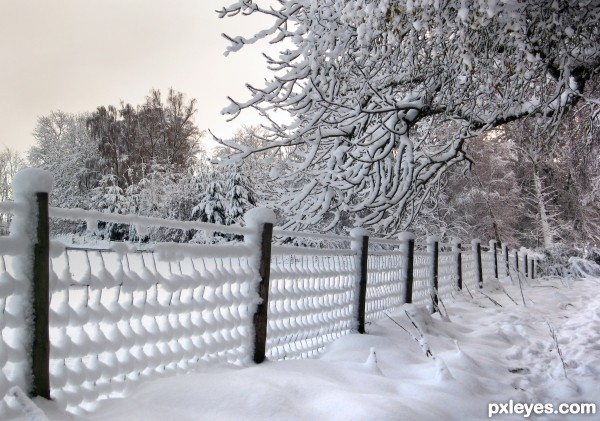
[533,165,553,249]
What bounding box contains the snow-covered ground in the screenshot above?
[13,275,600,420]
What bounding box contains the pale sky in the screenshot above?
[0,0,278,154]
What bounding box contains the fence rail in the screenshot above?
[0,189,540,417]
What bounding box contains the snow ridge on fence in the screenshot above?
[0,180,540,418]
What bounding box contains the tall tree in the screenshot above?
[87,88,202,188]
[224,165,257,225]
[213,125,285,205]
[217,0,600,235]
[191,179,226,225]
[29,111,99,208]
[89,173,130,240]
[0,148,24,234]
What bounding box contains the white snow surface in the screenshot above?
[398,231,415,241]
[10,276,600,421]
[12,168,54,198]
[244,206,277,226]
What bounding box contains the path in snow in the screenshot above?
[13,276,600,421]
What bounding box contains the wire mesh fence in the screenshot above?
[48,247,258,413]
[0,193,539,417]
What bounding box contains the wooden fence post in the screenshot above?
[400,232,415,304]
[503,244,509,277]
[515,250,519,275]
[473,240,483,288]
[357,235,369,334]
[452,240,462,290]
[532,258,536,280]
[32,192,50,400]
[428,237,439,312]
[490,240,498,279]
[253,222,273,364]
[524,253,529,278]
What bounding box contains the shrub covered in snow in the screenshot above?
[540,244,600,278]
[584,247,600,266]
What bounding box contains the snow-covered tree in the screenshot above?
[127,162,201,242]
[87,88,202,189]
[0,148,24,234]
[89,173,130,240]
[555,75,600,247]
[29,111,99,209]
[190,179,228,243]
[192,180,226,225]
[224,165,257,225]
[213,125,285,205]
[217,0,600,235]
[439,132,524,246]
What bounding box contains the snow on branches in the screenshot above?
[217,0,600,235]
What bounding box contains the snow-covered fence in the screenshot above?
[48,246,259,412]
[267,240,357,360]
[0,170,541,418]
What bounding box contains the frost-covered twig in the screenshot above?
[384,312,433,358]
[547,322,568,379]
[8,387,48,421]
[431,293,451,322]
[437,295,451,322]
[462,280,474,299]
[501,288,519,305]
[405,310,433,358]
[478,291,503,307]
[506,260,527,306]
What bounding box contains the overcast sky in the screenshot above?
[0,1,277,154]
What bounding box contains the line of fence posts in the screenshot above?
[21,189,542,400]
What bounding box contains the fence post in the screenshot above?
[524,252,529,278]
[351,228,370,334]
[515,250,519,275]
[503,244,509,277]
[253,222,273,364]
[11,169,53,399]
[490,240,498,279]
[427,236,439,312]
[452,239,462,290]
[244,207,276,365]
[32,192,50,400]
[400,232,415,304]
[532,258,536,280]
[358,236,369,334]
[473,240,483,288]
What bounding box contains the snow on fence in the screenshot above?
[0,171,541,418]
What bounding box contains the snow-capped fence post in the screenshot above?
[399,232,415,304]
[244,208,276,364]
[531,258,536,280]
[11,169,53,400]
[351,228,369,334]
[452,239,462,290]
[473,240,483,288]
[490,240,498,279]
[427,236,439,312]
[32,192,50,399]
[514,250,519,275]
[524,252,529,278]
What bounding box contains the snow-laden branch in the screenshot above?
[217,0,600,234]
